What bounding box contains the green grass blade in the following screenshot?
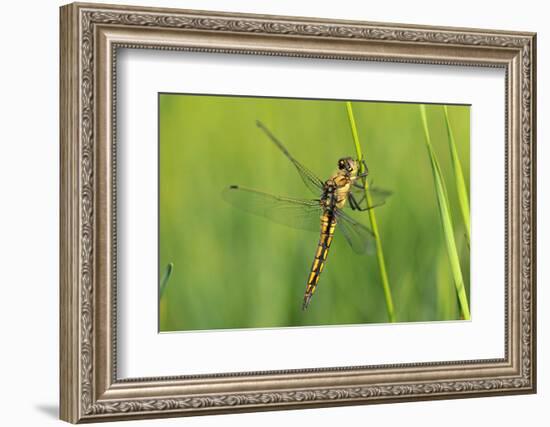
[346,102,396,323]
[420,105,470,320]
[443,106,470,246]
[160,262,174,299]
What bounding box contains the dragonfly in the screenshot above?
[223,121,391,310]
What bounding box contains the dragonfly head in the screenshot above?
[337,157,358,177]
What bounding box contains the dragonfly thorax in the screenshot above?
[322,176,351,212]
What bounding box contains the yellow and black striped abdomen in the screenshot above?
[302,213,337,310]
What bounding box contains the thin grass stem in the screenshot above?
[346,102,396,323]
[443,106,470,246]
[420,105,470,320]
[160,262,174,299]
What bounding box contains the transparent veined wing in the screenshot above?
[335,209,376,255]
[222,185,322,232]
[256,120,324,195]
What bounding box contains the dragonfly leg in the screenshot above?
[349,192,372,211]
[349,194,359,210]
[349,193,364,211]
[356,159,369,178]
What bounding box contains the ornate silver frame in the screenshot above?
[60,2,537,423]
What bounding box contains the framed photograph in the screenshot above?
[60,2,537,423]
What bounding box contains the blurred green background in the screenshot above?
[159,94,470,332]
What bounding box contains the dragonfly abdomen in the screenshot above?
[302,212,337,310]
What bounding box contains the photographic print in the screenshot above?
[159,94,470,332]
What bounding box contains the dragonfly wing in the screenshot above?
[222,185,322,232]
[350,180,393,210]
[335,210,375,255]
[256,121,324,195]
